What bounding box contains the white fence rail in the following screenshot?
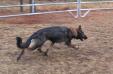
[0,0,113,18]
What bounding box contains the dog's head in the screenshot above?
[75,25,88,41]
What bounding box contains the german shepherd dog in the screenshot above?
[16,25,87,61]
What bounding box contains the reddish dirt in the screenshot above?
[0,11,113,74]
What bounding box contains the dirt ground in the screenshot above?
[0,11,113,74]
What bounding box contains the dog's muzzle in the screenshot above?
[84,36,88,40]
[80,35,88,41]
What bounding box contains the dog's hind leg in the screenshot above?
[17,49,25,61]
[37,46,43,53]
[43,42,54,56]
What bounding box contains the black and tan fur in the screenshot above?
[16,25,87,61]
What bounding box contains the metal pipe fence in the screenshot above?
[0,0,113,18]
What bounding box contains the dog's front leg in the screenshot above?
[65,40,79,50]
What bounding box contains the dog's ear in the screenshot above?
[78,25,82,30]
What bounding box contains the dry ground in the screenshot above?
[0,11,113,74]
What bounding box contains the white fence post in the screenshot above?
[32,0,35,13]
[30,0,36,13]
[77,0,81,17]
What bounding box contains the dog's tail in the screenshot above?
[16,37,31,49]
[16,37,31,61]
